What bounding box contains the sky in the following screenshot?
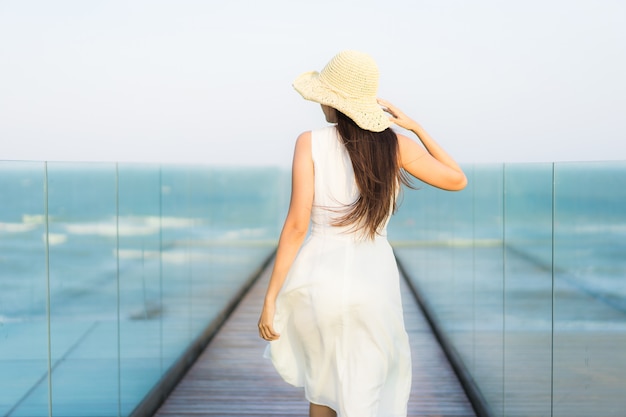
[1,0,625,167]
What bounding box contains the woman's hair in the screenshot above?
[333,110,412,239]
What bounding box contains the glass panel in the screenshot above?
[441,175,474,375]
[0,161,289,416]
[392,165,505,416]
[117,164,162,416]
[0,162,48,416]
[46,163,119,417]
[160,166,193,372]
[393,161,626,416]
[187,167,288,338]
[391,178,453,324]
[393,175,475,364]
[503,163,553,416]
[156,166,290,373]
[553,162,626,417]
[187,167,214,341]
[471,164,505,417]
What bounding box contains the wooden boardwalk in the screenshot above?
[154,262,476,417]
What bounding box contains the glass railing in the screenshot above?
[389,161,626,417]
[3,160,624,416]
[0,162,289,416]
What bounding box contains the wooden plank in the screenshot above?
[154,262,476,417]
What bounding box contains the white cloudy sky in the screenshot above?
[1,0,624,166]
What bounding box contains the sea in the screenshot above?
[1,161,625,324]
[0,162,289,322]
[1,160,625,416]
[0,162,292,416]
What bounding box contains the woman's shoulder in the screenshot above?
[294,131,312,151]
[295,126,339,163]
[297,126,337,147]
[309,125,337,137]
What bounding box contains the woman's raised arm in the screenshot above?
[378,98,467,191]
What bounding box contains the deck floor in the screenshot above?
[153,262,476,417]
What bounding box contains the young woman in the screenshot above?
[258,50,467,417]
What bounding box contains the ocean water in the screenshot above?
[1,161,625,416]
[0,163,289,320]
[0,162,290,416]
[391,163,626,307]
[390,162,626,417]
[4,162,624,323]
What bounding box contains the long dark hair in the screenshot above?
[332,110,412,239]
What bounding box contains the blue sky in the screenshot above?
[1,0,624,166]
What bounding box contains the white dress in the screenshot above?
[266,126,412,417]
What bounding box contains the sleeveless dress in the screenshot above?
[266,126,412,417]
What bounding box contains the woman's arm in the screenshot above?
[258,131,314,341]
[378,98,467,191]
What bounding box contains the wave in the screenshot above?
[0,214,46,233]
[117,248,203,264]
[64,216,200,237]
[3,214,271,250]
[0,315,25,324]
[143,216,197,228]
[221,227,268,240]
[117,248,244,264]
[0,222,38,233]
[118,249,161,260]
[46,233,68,246]
[65,222,155,237]
[23,214,45,224]
[572,223,626,235]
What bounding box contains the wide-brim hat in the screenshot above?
[293,50,390,132]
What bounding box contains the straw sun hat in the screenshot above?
[293,50,390,132]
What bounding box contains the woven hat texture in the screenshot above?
[293,50,390,132]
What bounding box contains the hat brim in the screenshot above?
[293,71,391,133]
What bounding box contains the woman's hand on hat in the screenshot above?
[378,98,419,131]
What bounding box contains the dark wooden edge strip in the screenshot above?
[129,248,277,417]
[394,253,493,417]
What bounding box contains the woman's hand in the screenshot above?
[258,301,280,341]
[378,98,419,131]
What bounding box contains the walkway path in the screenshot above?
[154,262,476,416]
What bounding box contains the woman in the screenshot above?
[258,50,467,417]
